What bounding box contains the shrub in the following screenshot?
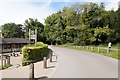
[22,42,48,66]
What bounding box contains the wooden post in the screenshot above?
[117,44,119,54]
[83,46,85,49]
[29,63,34,79]
[4,57,6,66]
[93,46,94,51]
[1,53,3,69]
[0,44,3,69]
[91,46,92,51]
[43,57,47,69]
[87,46,88,50]
[117,49,119,54]
[98,47,100,53]
[7,56,10,64]
[107,48,110,54]
[50,53,52,62]
[35,29,37,45]
[79,46,80,49]
[29,29,31,44]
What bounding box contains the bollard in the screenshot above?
[50,53,52,62]
[43,57,47,69]
[4,57,7,66]
[29,63,34,79]
[4,59,6,66]
[7,56,10,64]
[1,56,3,69]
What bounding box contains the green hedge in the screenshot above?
[22,42,48,65]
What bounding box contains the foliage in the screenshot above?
[1,23,24,38]
[44,2,120,45]
[1,2,120,45]
[22,42,48,66]
[24,18,46,42]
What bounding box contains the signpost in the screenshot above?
[28,29,37,79]
[29,29,37,45]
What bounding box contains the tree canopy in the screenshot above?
[1,23,24,38]
[24,18,45,42]
[1,2,120,45]
[44,2,120,45]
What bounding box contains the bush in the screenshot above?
[22,42,48,66]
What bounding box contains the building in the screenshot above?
[0,31,30,54]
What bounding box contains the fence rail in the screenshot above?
[61,45,119,54]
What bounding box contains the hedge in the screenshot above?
[22,42,48,66]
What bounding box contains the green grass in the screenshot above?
[0,64,12,70]
[58,45,119,60]
[99,44,118,49]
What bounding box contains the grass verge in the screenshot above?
[58,45,119,60]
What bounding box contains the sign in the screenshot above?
[30,35,36,39]
[29,29,37,45]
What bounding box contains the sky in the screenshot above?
[0,0,119,25]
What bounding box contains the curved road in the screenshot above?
[49,46,118,78]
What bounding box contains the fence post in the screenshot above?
[29,62,34,79]
[82,46,84,49]
[107,48,110,54]
[98,47,100,53]
[116,48,119,54]
[43,57,47,69]
[91,46,92,51]
[87,46,88,50]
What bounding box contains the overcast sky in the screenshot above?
[0,0,119,25]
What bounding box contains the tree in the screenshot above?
[44,2,120,45]
[24,18,45,42]
[2,23,24,38]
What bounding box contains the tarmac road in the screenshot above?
[50,46,118,78]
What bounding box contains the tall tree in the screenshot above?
[24,18,45,42]
[2,23,24,38]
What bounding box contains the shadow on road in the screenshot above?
[35,76,48,80]
[47,66,55,69]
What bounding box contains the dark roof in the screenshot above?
[0,38,30,44]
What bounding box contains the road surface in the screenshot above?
[49,46,118,78]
